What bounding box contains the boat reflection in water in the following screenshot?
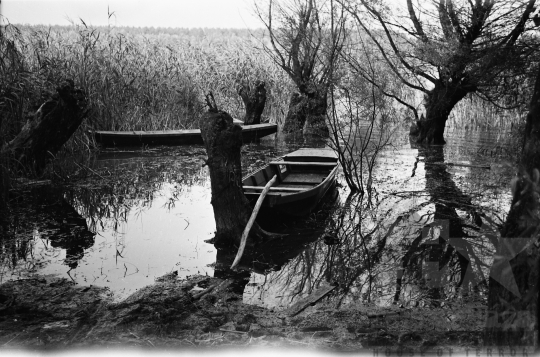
[214,185,340,297]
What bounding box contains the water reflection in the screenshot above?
[393,143,494,306]
[244,128,515,309]
[2,140,325,300]
[242,189,407,309]
[63,149,217,298]
[217,187,339,295]
[43,196,95,270]
[67,152,210,233]
[1,127,517,308]
[1,185,95,280]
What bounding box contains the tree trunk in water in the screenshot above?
[282,87,329,137]
[522,68,540,174]
[200,107,275,248]
[1,80,87,176]
[283,93,306,133]
[237,81,266,125]
[411,83,468,145]
[0,158,10,236]
[484,65,540,347]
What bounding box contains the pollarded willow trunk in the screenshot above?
[1,80,87,176]
[200,107,275,248]
[304,90,329,136]
[412,83,469,145]
[237,81,267,125]
[0,158,9,235]
[522,71,540,174]
[484,180,539,346]
[484,63,540,348]
[282,86,329,137]
[282,93,306,133]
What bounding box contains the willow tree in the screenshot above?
[339,0,539,144]
[256,0,347,136]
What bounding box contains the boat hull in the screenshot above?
[248,171,337,216]
[93,123,277,147]
[242,148,338,216]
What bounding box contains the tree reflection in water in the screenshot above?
[1,139,515,309]
[243,144,509,310]
[1,148,212,285]
[392,144,495,307]
[1,185,95,281]
[259,192,411,308]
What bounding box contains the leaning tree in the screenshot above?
[256,0,348,136]
[338,0,539,144]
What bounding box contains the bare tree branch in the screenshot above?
[407,0,429,41]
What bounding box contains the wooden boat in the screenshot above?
[242,148,339,216]
[92,121,277,147]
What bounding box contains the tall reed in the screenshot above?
[448,95,526,130]
[1,23,294,154]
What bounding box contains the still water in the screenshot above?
[1,125,517,308]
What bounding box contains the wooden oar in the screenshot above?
[231,174,277,269]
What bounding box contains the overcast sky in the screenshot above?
[1,0,261,28]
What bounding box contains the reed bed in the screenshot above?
[448,95,526,131]
[1,22,525,154]
[1,21,528,171]
[0,24,294,155]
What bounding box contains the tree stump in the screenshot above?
[1,80,87,176]
[237,80,267,125]
[200,104,276,248]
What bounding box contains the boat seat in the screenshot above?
[243,186,309,192]
[282,173,325,184]
[277,184,314,189]
[244,191,294,197]
[269,161,336,166]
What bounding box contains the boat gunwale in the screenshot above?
[93,123,276,136]
[242,161,338,198]
[91,123,278,146]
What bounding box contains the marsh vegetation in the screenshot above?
[1,0,539,352]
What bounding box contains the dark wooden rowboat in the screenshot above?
[93,122,277,147]
[242,148,339,216]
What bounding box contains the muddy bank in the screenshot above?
[0,274,486,353]
[0,276,111,348]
